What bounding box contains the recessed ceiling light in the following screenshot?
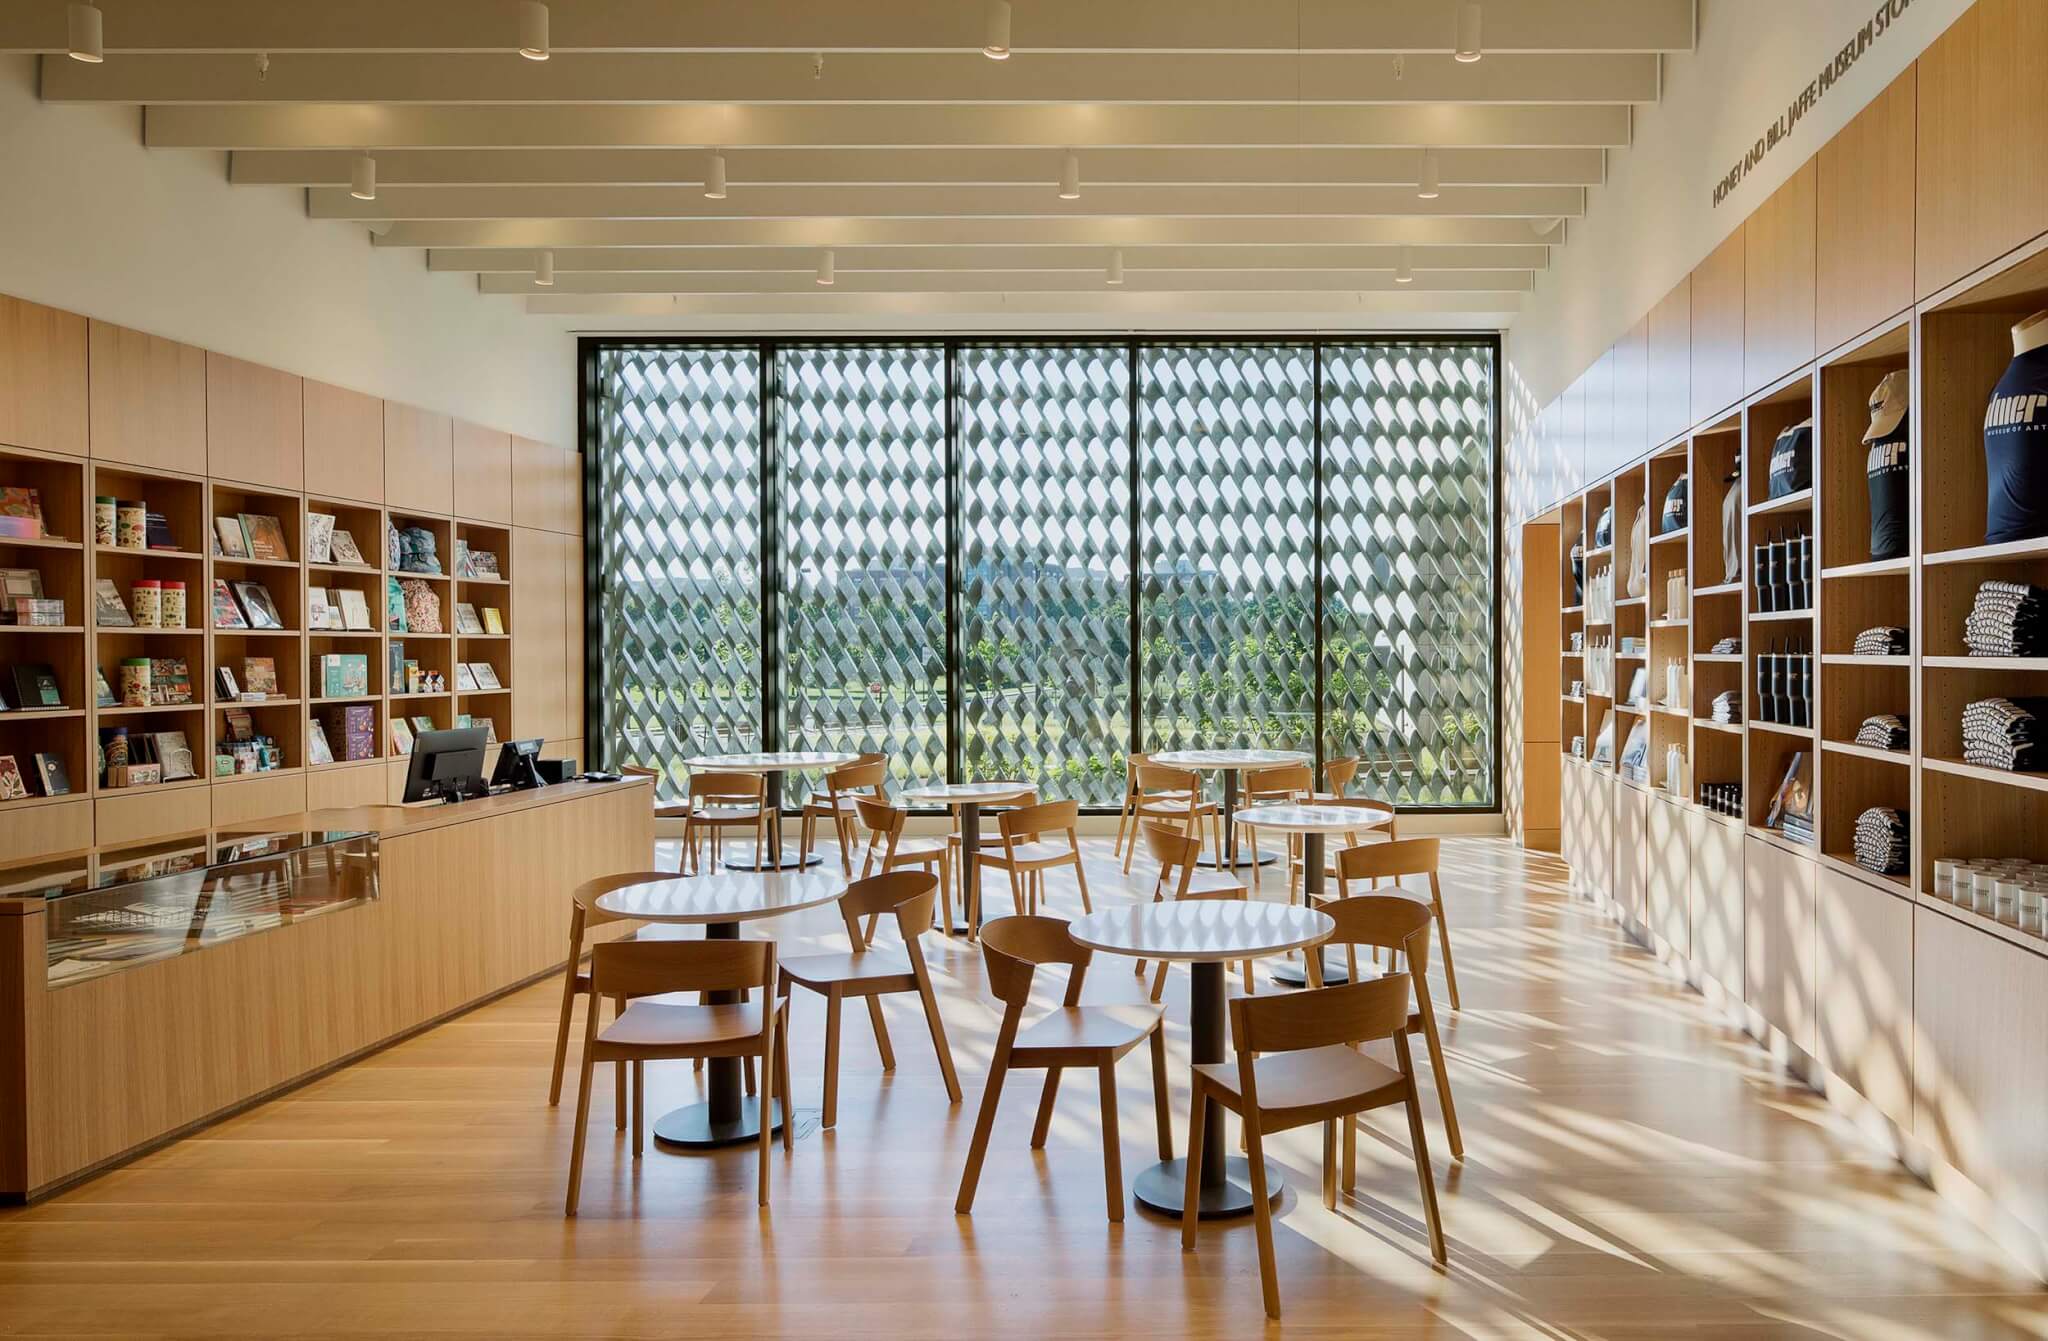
[1106,250,1125,285]
[535,250,555,286]
[519,2,550,61]
[1418,148,1441,200]
[1059,151,1081,201]
[350,154,377,202]
[67,4,103,64]
[817,250,836,286]
[1455,3,1483,62]
[705,150,728,200]
[1395,246,1415,284]
[984,0,1012,59]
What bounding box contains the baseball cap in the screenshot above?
[1865,369,1909,443]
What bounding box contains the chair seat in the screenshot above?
[888,836,948,860]
[1195,1043,1402,1116]
[1180,872,1247,897]
[1013,1002,1164,1058]
[598,999,765,1050]
[688,805,763,823]
[780,948,916,990]
[802,793,866,814]
[1137,799,1216,818]
[978,840,1074,866]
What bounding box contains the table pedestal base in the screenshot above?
[716,842,824,873]
[1267,953,1352,988]
[1133,1155,1286,1218]
[653,1098,785,1150]
[1193,851,1281,871]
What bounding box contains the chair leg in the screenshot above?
[565,1045,598,1217]
[1097,1063,1125,1223]
[917,978,963,1104]
[1320,1118,1337,1210]
[1241,958,1254,995]
[1246,825,1262,892]
[1029,1067,1063,1149]
[1148,1027,1172,1161]
[1401,1066,1448,1265]
[1180,1077,1207,1252]
[548,964,582,1107]
[799,811,816,867]
[1121,817,1140,874]
[1244,1113,1283,1319]
[1419,1003,1465,1161]
[954,1054,1010,1214]
[776,1014,794,1152]
[1006,865,1028,918]
[1431,872,1461,1010]
[864,993,897,1071]
[613,995,628,1130]
[757,1042,775,1210]
[822,988,844,1129]
[1149,959,1169,1002]
[936,847,955,936]
[1343,1113,1358,1194]
[1112,795,1132,857]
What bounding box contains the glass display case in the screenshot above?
[0,827,379,988]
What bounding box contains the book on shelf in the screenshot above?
[466,549,500,579]
[320,705,376,762]
[240,656,278,696]
[12,598,64,626]
[318,652,370,698]
[152,731,196,782]
[214,517,250,558]
[149,657,193,706]
[215,665,240,701]
[307,586,339,630]
[94,578,135,627]
[0,756,28,801]
[223,707,255,742]
[307,718,334,766]
[210,579,248,629]
[454,663,478,691]
[93,667,115,708]
[32,752,71,797]
[454,602,484,635]
[328,529,366,566]
[0,487,45,540]
[470,662,502,691]
[482,607,504,635]
[388,641,406,694]
[10,663,62,709]
[409,714,434,735]
[232,581,284,630]
[0,566,44,623]
[238,514,290,562]
[337,588,373,631]
[145,511,176,551]
[389,717,415,756]
[306,512,336,565]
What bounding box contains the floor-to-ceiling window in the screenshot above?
[589,337,1499,811]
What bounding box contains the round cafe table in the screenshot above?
[680,750,859,872]
[1070,899,1333,1218]
[1235,801,1392,987]
[1149,749,1311,871]
[898,781,1037,937]
[594,869,847,1149]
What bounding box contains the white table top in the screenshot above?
[1149,748,1311,771]
[594,871,847,925]
[680,751,860,774]
[899,781,1036,805]
[1069,900,1333,962]
[1235,802,1395,835]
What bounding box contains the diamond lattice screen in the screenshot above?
[1322,343,1497,806]
[775,345,948,803]
[594,347,763,798]
[1138,346,1316,757]
[958,345,1132,806]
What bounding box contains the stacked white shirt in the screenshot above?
[1852,626,1909,656]
[1961,696,2048,771]
[1964,581,2048,656]
[1854,714,1910,752]
[1853,807,1909,876]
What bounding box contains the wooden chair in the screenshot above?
[679,771,770,874]
[1288,795,1397,903]
[778,870,962,1128]
[1112,751,1189,858]
[799,754,887,874]
[955,915,1172,1223]
[548,870,674,1109]
[1332,837,1461,1011]
[1309,891,1464,1163]
[979,798,1093,919]
[852,797,955,934]
[1235,762,1312,892]
[1181,976,1447,1318]
[1132,822,1254,1000]
[1122,763,1221,874]
[1313,755,1361,801]
[564,938,791,1214]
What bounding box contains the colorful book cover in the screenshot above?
[341,705,375,760]
[224,707,255,742]
[454,602,484,635]
[11,664,62,708]
[210,578,248,629]
[482,607,504,635]
[320,652,370,698]
[471,662,502,691]
[152,731,196,781]
[338,588,373,630]
[149,657,193,706]
[329,529,366,566]
[94,667,116,707]
[239,514,290,562]
[306,719,334,765]
[306,512,336,564]
[410,715,435,734]
[388,640,406,693]
[241,657,278,695]
[455,663,478,691]
[233,581,284,630]
[145,511,176,551]
[214,517,250,558]
[96,578,136,627]
[0,755,28,800]
[34,752,71,796]
[389,718,415,756]
[0,487,45,540]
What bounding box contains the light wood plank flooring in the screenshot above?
[2,838,2044,1338]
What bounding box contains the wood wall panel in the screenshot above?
[1645,277,1692,449]
[564,528,586,748]
[1613,780,1650,927]
[1743,160,1818,391]
[452,420,513,524]
[210,772,308,827]
[1744,837,1817,1055]
[1817,68,1917,353]
[1613,318,1649,458]
[1915,0,2048,298]
[1582,768,1614,901]
[512,436,580,535]
[382,403,454,516]
[304,760,388,811]
[1648,793,1690,956]
[205,353,304,491]
[93,786,213,847]
[1689,228,1746,425]
[86,321,206,475]
[0,295,88,457]
[302,381,384,504]
[1690,812,1744,999]
[512,526,571,744]
[0,799,93,865]
[1815,868,1914,1130]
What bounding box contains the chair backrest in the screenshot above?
[1335,835,1437,886]
[1316,893,1433,975]
[1136,763,1199,796]
[1143,820,1202,900]
[1244,763,1312,799]
[689,770,764,802]
[1228,974,1410,1057]
[571,870,679,925]
[837,869,940,947]
[590,937,776,1001]
[978,914,1090,1007]
[999,798,1078,844]
[1322,756,1360,795]
[826,759,887,801]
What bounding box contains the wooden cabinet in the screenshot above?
[512,525,572,743]
[94,786,212,847]
[1814,867,1914,1130]
[86,321,206,474]
[382,402,454,515]
[1915,0,2048,298]
[1816,68,1916,353]
[303,380,384,503]
[205,353,304,491]
[1743,160,1817,391]
[1559,757,1585,879]
[1744,835,1818,1055]
[1645,277,1692,447]
[1689,228,1746,425]
[1581,767,1615,902]
[1689,809,1744,1000]
[211,772,307,827]
[305,760,388,810]
[512,436,581,535]
[1612,318,1648,458]
[1613,778,1650,927]
[452,420,513,523]
[1648,793,1690,956]
[0,294,88,456]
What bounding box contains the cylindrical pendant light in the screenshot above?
[1395,246,1415,284]
[705,150,728,200]
[1106,250,1125,286]
[1058,151,1081,201]
[816,250,836,286]
[1418,148,1441,200]
[534,250,555,286]
[349,154,377,202]
[983,0,1012,60]
[67,4,103,64]
[1454,3,1483,62]
[518,2,550,60]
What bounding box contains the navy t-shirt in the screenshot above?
[1986,347,2048,544]
[1660,474,1688,534]
[1866,424,1908,560]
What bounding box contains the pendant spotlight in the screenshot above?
[1454,3,1483,62]
[350,154,377,202]
[984,0,1012,59]
[519,2,550,60]
[67,4,103,63]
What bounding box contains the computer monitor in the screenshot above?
[490,737,546,791]
[402,726,488,804]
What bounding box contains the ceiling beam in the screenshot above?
[147,102,1633,150]
[0,1,1696,55]
[426,243,1554,273]
[368,217,1568,248]
[310,183,1586,221]
[477,270,1535,295]
[44,51,1661,105]
[231,145,1607,188]
[524,293,1524,324]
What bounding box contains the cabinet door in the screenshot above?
[1744,836,1818,1055]
[1648,793,1691,956]
[453,420,513,523]
[304,380,384,504]
[206,353,304,490]
[87,320,206,473]
[1689,808,1744,999]
[1742,161,1817,391]
[1559,758,1585,880]
[384,403,454,515]
[1582,769,1615,902]
[1613,779,1650,927]
[1815,867,1913,1129]
[1817,68,1915,352]
[1689,228,1745,425]
[0,294,88,456]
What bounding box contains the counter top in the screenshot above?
[278,776,652,840]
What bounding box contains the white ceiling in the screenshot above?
[6,0,1694,327]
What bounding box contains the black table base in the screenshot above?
[1269,831,1343,988]
[711,769,825,872]
[650,920,785,1151]
[940,801,982,937]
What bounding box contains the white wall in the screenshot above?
[1507,0,1969,417]
[0,57,576,446]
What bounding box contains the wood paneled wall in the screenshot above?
[0,295,88,458]
[1818,69,1917,353]
[1743,161,1818,392]
[86,320,207,474]
[1688,228,1746,425]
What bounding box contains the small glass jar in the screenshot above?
[1933,859,1960,902]
[1972,870,2003,915]
[2019,885,2045,937]
[1995,878,2025,926]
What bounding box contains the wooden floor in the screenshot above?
[4,838,2046,1339]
